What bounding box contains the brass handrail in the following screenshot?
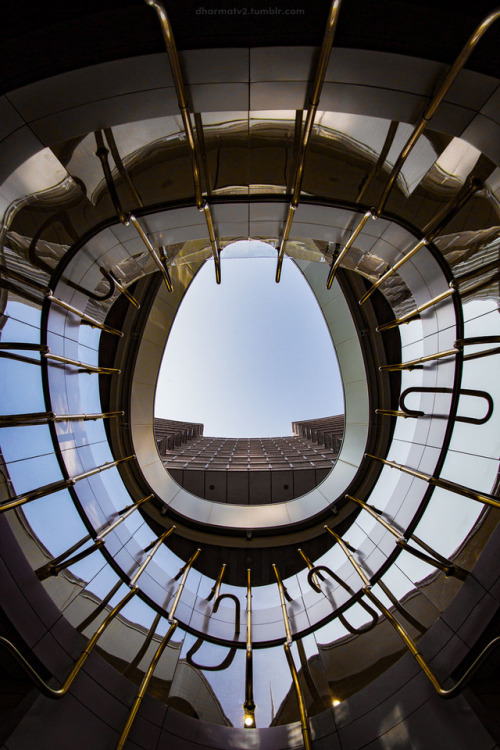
[359,178,483,304]
[379,348,458,372]
[324,526,371,586]
[243,568,256,728]
[129,527,177,588]
[275,0,343,282]
[36,496,152,579]
[0,587,137,699]
[0,455,135,514]
[273,564,293,645]
[347,494,468,580]
[115,621,178,750]
[167,548,201,622]
[363,586,500,699]
[128,213,174,292]
[366,453,500,510]
[396,386,494,425]
[284,642,313,750]
[103,268,141,308]
[145,0,221,284]
[376,288,455,331]
[327,6,500,289]
[0,411,123,427]
[46,294,123,336]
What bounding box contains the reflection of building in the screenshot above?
[1,2,500,749]
[155,415,344,502]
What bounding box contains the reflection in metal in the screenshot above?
[398,387,494,425]
[243,569,256,728]
[275,0,342,283]
[47,294,124,336]
[327,4,500,290]
[103,127,144,209]
[0,411,123,427]
[366,454,500,510]
[36,495,153,580]
[324,526,371,586]
[145,0,221,284]
[115,621,178,750]
[167,548,201,623]
[128,214,173,292]
[363,586,500,699]
[0,456,134,514]
[129,527,176,588]
[186,564,241,671]
[359,178,483,305]
[0,587,137,698]
[347,495,468,580]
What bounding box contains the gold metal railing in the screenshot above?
[377,386,493,425]
[366,453,500,510]
[145,0,221,284]
[275,0,342,283]
[273,564,312,750]
[36,496,153,579]
[0,456,134,514]
[327,9,500,289]
[348,495,468,579]
[116,547,201,750]
[0,343,121,375]
[243,568,256,728]
[0,411,123,428]
[46,294,124,336]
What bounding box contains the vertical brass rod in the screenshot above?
[167,548,201,622]
[129,527,176,588]
[276,0,343,283]
[324,526,371,586]
[366,453,500,509]
[145,0,221,283]
[283,642,312,750]
[46,295,123,336]
[0,456,134,513]
[96,496,152,541]
[115,620,178,750]
[207,563,226,601]
[243,568,256,727]
[273,564,293,645]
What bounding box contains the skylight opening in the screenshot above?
[155,241,343,437]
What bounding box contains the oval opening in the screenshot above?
[154,240,344,503]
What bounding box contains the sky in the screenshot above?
[154,241,344,437]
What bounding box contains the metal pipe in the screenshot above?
[275,0,343,283]
[366,453,500,510]
[0,411,123,427]
[327,210,374,289]
[44,351,121,374]
[115,620,178,750]
[129,527,176,588]
[104,268,141,308]
[298,548,325,592]
[376,288,455,331]
[207,563,226,602]
[364,586,500,698]
[37,496,152,579]
[167,548,201,622]
[128,213,173,292]
[243,568,256,728]
[47,294,123,336]
[272,564,293,645]
[379,347,458,372]
[284,642,312,750]
[324,526,371,586]
[145,0,221,284]
[0,345,118,375]
[0,587,137,698]
[103,127,144,209]
[0,456,134,514]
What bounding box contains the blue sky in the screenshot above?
[155,241,344,436]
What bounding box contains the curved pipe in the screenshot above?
[186,593,240,671]
[399,386,494,424]
[306,565,379,635]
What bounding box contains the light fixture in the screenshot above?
[332,699,341,707]
[244,712,256,728]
